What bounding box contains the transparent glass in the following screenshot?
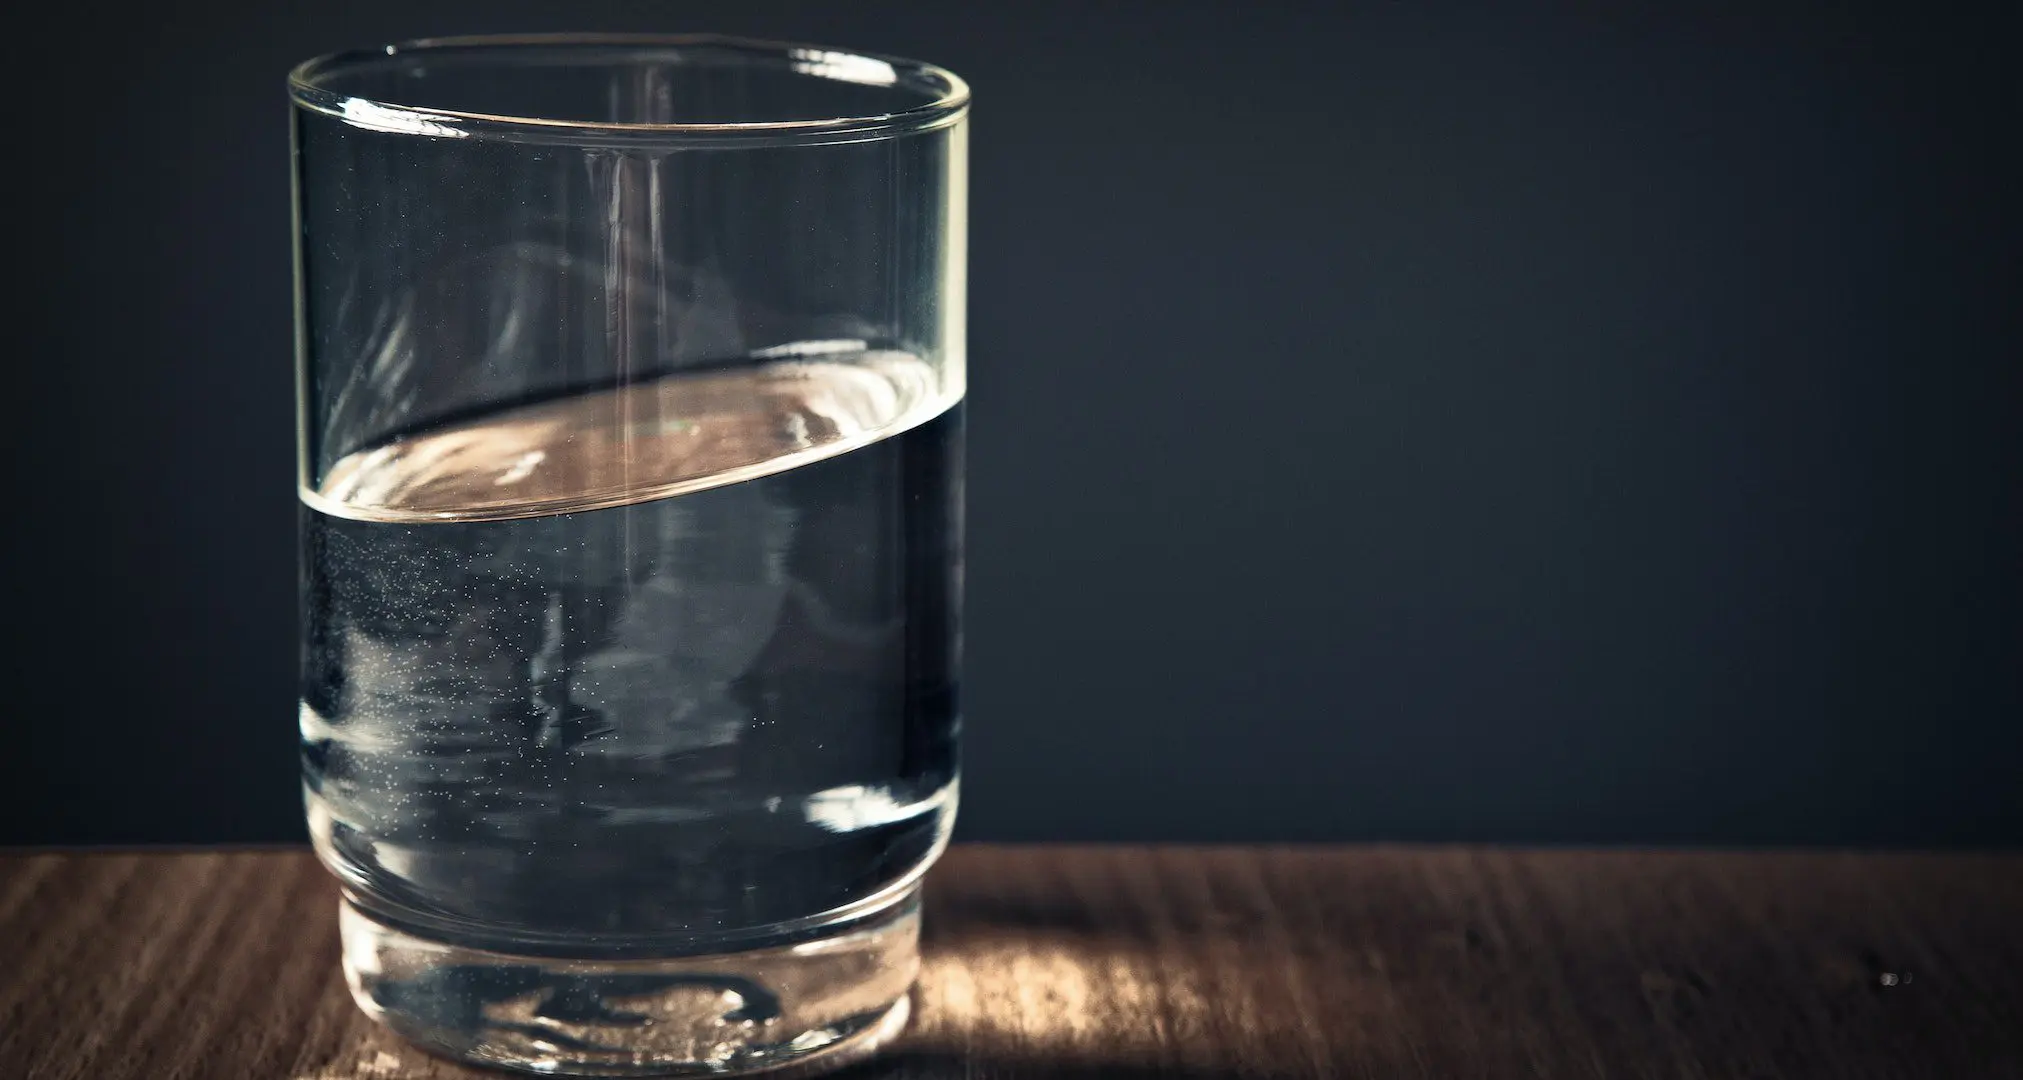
[290,35,966,1076]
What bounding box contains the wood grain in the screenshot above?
[2,847,2018,1079]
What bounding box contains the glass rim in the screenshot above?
[289,33,970,147]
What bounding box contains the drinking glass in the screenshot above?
[290,35,966,1076]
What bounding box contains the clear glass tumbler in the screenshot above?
[290,35,966,1076]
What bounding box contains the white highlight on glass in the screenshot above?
[339,97,469,138]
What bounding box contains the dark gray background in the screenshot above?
[9,2,2019,846]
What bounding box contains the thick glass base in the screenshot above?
[338,889,920,1077]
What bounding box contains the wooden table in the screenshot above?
[3,847,2018,1078]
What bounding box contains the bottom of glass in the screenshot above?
[338,889,920,1077]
